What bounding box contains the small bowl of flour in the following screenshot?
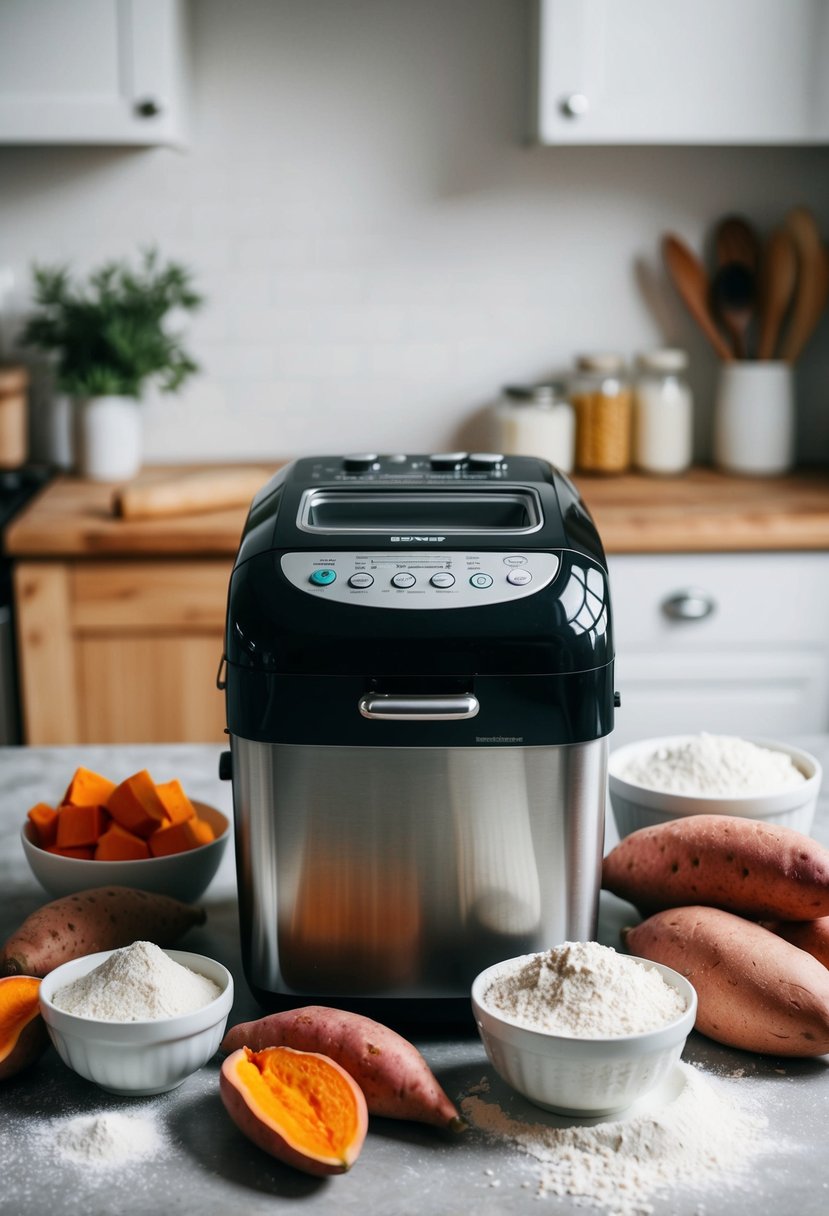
[608,733,821,839]
[471,941,697,1117]
[39,940,234,1096]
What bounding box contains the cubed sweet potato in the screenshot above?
[61,767,116,807]
[26,803,58,848]
[107,770,168,839]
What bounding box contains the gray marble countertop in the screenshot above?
[1,741,828,1216]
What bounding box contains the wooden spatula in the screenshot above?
[780,207,829,363]
[662,233,734,361]
[757,227,798,360]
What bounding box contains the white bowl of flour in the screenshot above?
[608,734,821,839]
[471,941,697,1117]
[39,941,233,1096]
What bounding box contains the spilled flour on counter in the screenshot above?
[462,1063,768,1216]
[53,1111,165,1169]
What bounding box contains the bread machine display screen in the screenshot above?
[298,489,543,534]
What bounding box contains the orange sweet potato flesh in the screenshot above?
[0,886,206,977]
[55,804,107,849]
[220,1046,368,1176]
[148,818,204,858]
[625,905,829,1056]
[221,1005,465,1131]
[107,770,168,839]
[95,824,150,861]
[602,814,829,920]
[155,779,196,825]
[27,803,58,848]
[0,976,50,1081]
[61,767,116,807]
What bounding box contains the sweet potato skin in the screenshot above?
[219,1047,367,1176]
[221,1005,464,1131]
[626,905,829,1056]
[603,814,829,919]
[767,916,829,969]
[1,886,206,977]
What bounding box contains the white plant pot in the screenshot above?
[74,396,142,481]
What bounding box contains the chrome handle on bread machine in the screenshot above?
[358,693,480,721]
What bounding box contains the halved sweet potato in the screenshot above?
[0,976,49,1080]
[220,1046,368,1176]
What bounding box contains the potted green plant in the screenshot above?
[22,248,202,480]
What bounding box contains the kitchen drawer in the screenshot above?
[607,553,829,746]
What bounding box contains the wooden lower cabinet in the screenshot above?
[14,560,231,744]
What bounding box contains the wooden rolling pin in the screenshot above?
[113,467,275,520]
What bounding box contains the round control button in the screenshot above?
[503,554,528,566]
[430,572,455,588]
[429,452,468,470]
[343,453,378,471]
[309,569,337,586]
[391,572,416,588]
[348,572,374,588]
[506,569,532,586]
[470,573,493,589]
[467,452,503,470]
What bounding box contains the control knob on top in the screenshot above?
[343,453,379,471]
[467,452,504,470]
[429,452,468,470]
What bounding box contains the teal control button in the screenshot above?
[470,573,493,589]
[309,569,337,586]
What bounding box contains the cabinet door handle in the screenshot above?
[661,590,716,622]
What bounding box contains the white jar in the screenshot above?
[633,349,693,475]
[495,383,575,473]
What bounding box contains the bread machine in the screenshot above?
[220,453,616,1019]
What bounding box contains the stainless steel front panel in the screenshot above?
[232,737,607,999]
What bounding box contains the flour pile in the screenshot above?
[481,941,686,1036]
[53,1111,164,1169]
[463,1063,767,1216]
[619,733,805,796]
[53,940,221,1020]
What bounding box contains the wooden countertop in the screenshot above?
[5,464,829,558]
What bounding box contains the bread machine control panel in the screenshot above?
[280,551,561,609]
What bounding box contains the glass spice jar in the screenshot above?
[633,348,693,475]
[571,354,633,474]
[494,382,575,472]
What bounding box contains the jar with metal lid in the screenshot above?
[494,382,575,473]
[633,348,693,475]
[571,354,632,474]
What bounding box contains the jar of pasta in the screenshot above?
[571,354,632,474]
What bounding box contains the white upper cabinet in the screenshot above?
[535,0,829,145]
[0,0,189,147]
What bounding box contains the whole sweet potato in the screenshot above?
[625,905,829,1056]
[603,814,829,920]
[766,916,829,969]
[221,1005,465,1131]
[1,886,205,977]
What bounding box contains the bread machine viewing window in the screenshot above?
[297,488,543,533]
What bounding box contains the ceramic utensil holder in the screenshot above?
[713,362,795,476]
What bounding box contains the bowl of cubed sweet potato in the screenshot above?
[21,766,230,902]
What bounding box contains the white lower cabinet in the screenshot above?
[607,553,829,748]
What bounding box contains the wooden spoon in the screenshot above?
[661,233,734,361]
[781,207,829,363]
[711,261,756,359]
[715,215,760,270]
[757,227,798,360]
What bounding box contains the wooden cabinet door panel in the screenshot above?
[72,562,230,633]
[77,634,226,744]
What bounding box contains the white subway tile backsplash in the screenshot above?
[1,0,827,465]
